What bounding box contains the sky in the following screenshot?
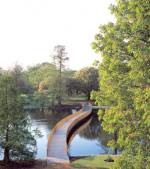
[0,0,115,70]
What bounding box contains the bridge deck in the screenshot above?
[47,104,92,164]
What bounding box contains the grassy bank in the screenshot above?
[0,155,119,169]
[71,155,119,169]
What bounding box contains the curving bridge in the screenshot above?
[47,103,92,164]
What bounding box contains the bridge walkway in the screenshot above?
[47,103,92,164]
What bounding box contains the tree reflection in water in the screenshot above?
[29,108,73,158]
[29,108,72,129]
[29,109,115,157]
[79,113,113,153]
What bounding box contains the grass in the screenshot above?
[0,156,119,169]
[62,95,88,104]
[71,155,119,169]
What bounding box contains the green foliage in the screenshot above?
[64,77,82,96]
[75,67,99,99]
[92,0,150,168]
[24,61,76,106]
[10,64,34,94]
[112,150,150,169]
[71,155,118,169]
[32,91,50,108]
[25,62,57,90]
[25,60,99,106]
[0,73,36,162]
[52,45,69,105]
[48,76,64,105]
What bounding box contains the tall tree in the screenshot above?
[92,0,150,168]
[52,45,69,105]
[0,73,36,164]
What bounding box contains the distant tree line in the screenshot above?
[0,47,99,110]
[21,45,99,108]
[24,62,98,108]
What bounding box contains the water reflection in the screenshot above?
[30,109,71,158]
[0,109,113,159]
[69,113,113,156]
[30,109,72,129]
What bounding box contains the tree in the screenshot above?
[48,76,65,106]
[33,91,50,111]
[11,64,33,94]
[92,0,150,168]
[25,62,57,91]
[52,45,69,105]
[75,67,99,99]
[25,62,74,107]
[0,73,36,164]
[64,77,81,96]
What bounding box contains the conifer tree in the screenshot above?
[52,45,69,105]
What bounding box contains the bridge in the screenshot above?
[47,103,107,164]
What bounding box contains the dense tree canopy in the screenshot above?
[92,0,150,168]
[0,72,36,163]
[11,64,33,94]
[24,61,76,106]
[25,62,57,90]
[75,67,99,99]
[64,77,81,96]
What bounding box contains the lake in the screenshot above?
[0,108,113,160]
[30,108,113,158]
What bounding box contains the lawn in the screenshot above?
[71,155,119,169]
[62,95,88,104]
[0,156,119,169]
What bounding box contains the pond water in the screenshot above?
[0,108,113,160]
[30,108,113,158]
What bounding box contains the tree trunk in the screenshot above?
[3,128,10,164]
[58,96,61,106]
[113,131,118,155]
[114,148,117,155]
[3,147,10,164]
[58,58,62,106]
[3,85,10,164]
[87,92,91,100]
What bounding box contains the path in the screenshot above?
[47,103,92,164]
